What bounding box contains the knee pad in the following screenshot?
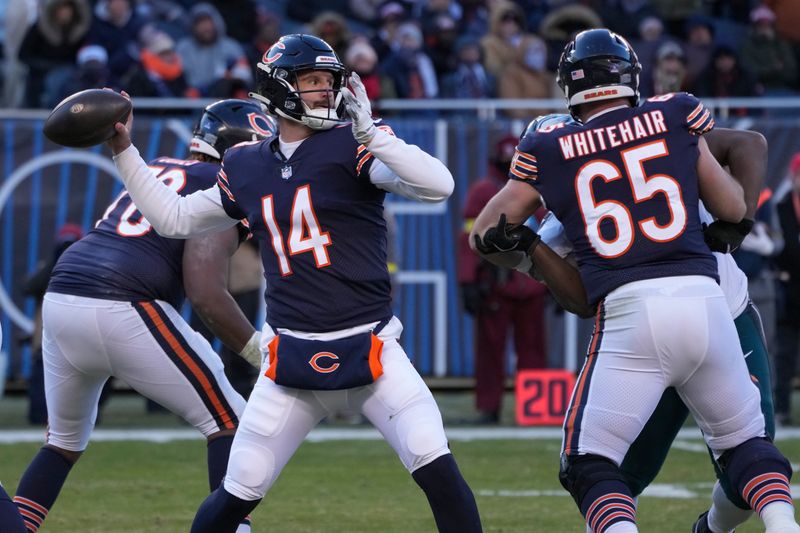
[717,437,792,498]
[559,454,628,509]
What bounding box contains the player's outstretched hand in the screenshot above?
[702,218,754,254]
[105,89,134,155]
[473,213,541,256]
[341,72,377,145]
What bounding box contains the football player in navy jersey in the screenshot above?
[521,114,779,533]
[11,99,274,533]
[104,34,481,533]
[470,29,799,533]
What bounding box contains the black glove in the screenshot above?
[473,213,541,255]
[702,219,754,254]
[460,284,483,316]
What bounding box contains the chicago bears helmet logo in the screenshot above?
[247,113,274,137]
[309,352,340,373]
[262,41,286,64]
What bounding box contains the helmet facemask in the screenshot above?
[252,62,347,131]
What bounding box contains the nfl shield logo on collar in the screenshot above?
[281,165,293,179]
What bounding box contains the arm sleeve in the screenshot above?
[113,145,239,238]
[366,127,454,202]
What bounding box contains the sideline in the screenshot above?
[2,426,800,444]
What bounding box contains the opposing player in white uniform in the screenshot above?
[103,34,481,533]
[471,29,798,533]
[11,100,273,533]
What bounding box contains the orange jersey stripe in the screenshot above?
[139,302,235,430]
[564,306,603,454]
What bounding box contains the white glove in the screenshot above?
[341,72,377,145]
[238,331,263,368]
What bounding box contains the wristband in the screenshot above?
[239,331,262,368]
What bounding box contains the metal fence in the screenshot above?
[2,98,800,383]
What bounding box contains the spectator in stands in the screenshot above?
[208,0,258,46]
[244,8,281,81]
[123,29,192,98]
[458,135,548,424]
[538,3,602,72]
[774,153,800,426]
[309,11,352,61]
[348,0,386,27]
[457,0,490,38]
[481,0,552,119]
[343,38,395,103]
[682,15,715,91]
[632,15,673,85]
[441,35,494,101]
[176,3,252,97]
[18,0,92,108]
[87,0,149,79]
[423,13,461,80]
[741,5,798,96]
[286,0,349,25]
[381,21,438,101]
[765,0,800,70]
[370,1,406,61]
[647,40,688,97]
[597,0,657,44]
[693,44,757,107]
[54,44,116,106]
[649,0,704,38]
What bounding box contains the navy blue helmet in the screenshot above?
[191,99,276,160]
[251,34,347,130]
[556,29,641,117]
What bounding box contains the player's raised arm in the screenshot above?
[701,128,767,253]
[704,128,767,219]
[696,136,747,223]
[183,227,261,368]
[107,109,238,238]
[342,73,454,202]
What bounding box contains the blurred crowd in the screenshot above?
[1,0,799,112]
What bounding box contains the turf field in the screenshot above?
[0,394,798,532]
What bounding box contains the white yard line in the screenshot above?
[1,426,800,444]
[478,485,800,499]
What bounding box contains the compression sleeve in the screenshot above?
[113,144,238,238]
[366,127,454,202]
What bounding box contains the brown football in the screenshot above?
[43,89,132,148]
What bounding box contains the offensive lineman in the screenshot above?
[12,100,273,533]
[103,34,481,533]
[471,29,798,533]
[515,113,778,533]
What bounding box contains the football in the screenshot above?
[43,89,132,148]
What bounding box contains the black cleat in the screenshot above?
[692,511,734,533]
[692,512,711,533]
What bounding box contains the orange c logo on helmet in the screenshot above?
[263,41,286,64]
[247,113,274,137]
[309,352,340,373]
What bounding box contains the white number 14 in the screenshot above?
[261,184,331,275]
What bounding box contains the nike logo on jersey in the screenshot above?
[743,350,753,359]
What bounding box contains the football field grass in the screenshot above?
[1,392,799,532]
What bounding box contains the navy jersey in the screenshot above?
[48,157,220,308]
[511,92,719,305]
[218,123,392,332]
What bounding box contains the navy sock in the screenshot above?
[411,454,482,533]
[0,484,27,533]
[207,435,234,491]
[14,447,75,532]
[190,487,260,533]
